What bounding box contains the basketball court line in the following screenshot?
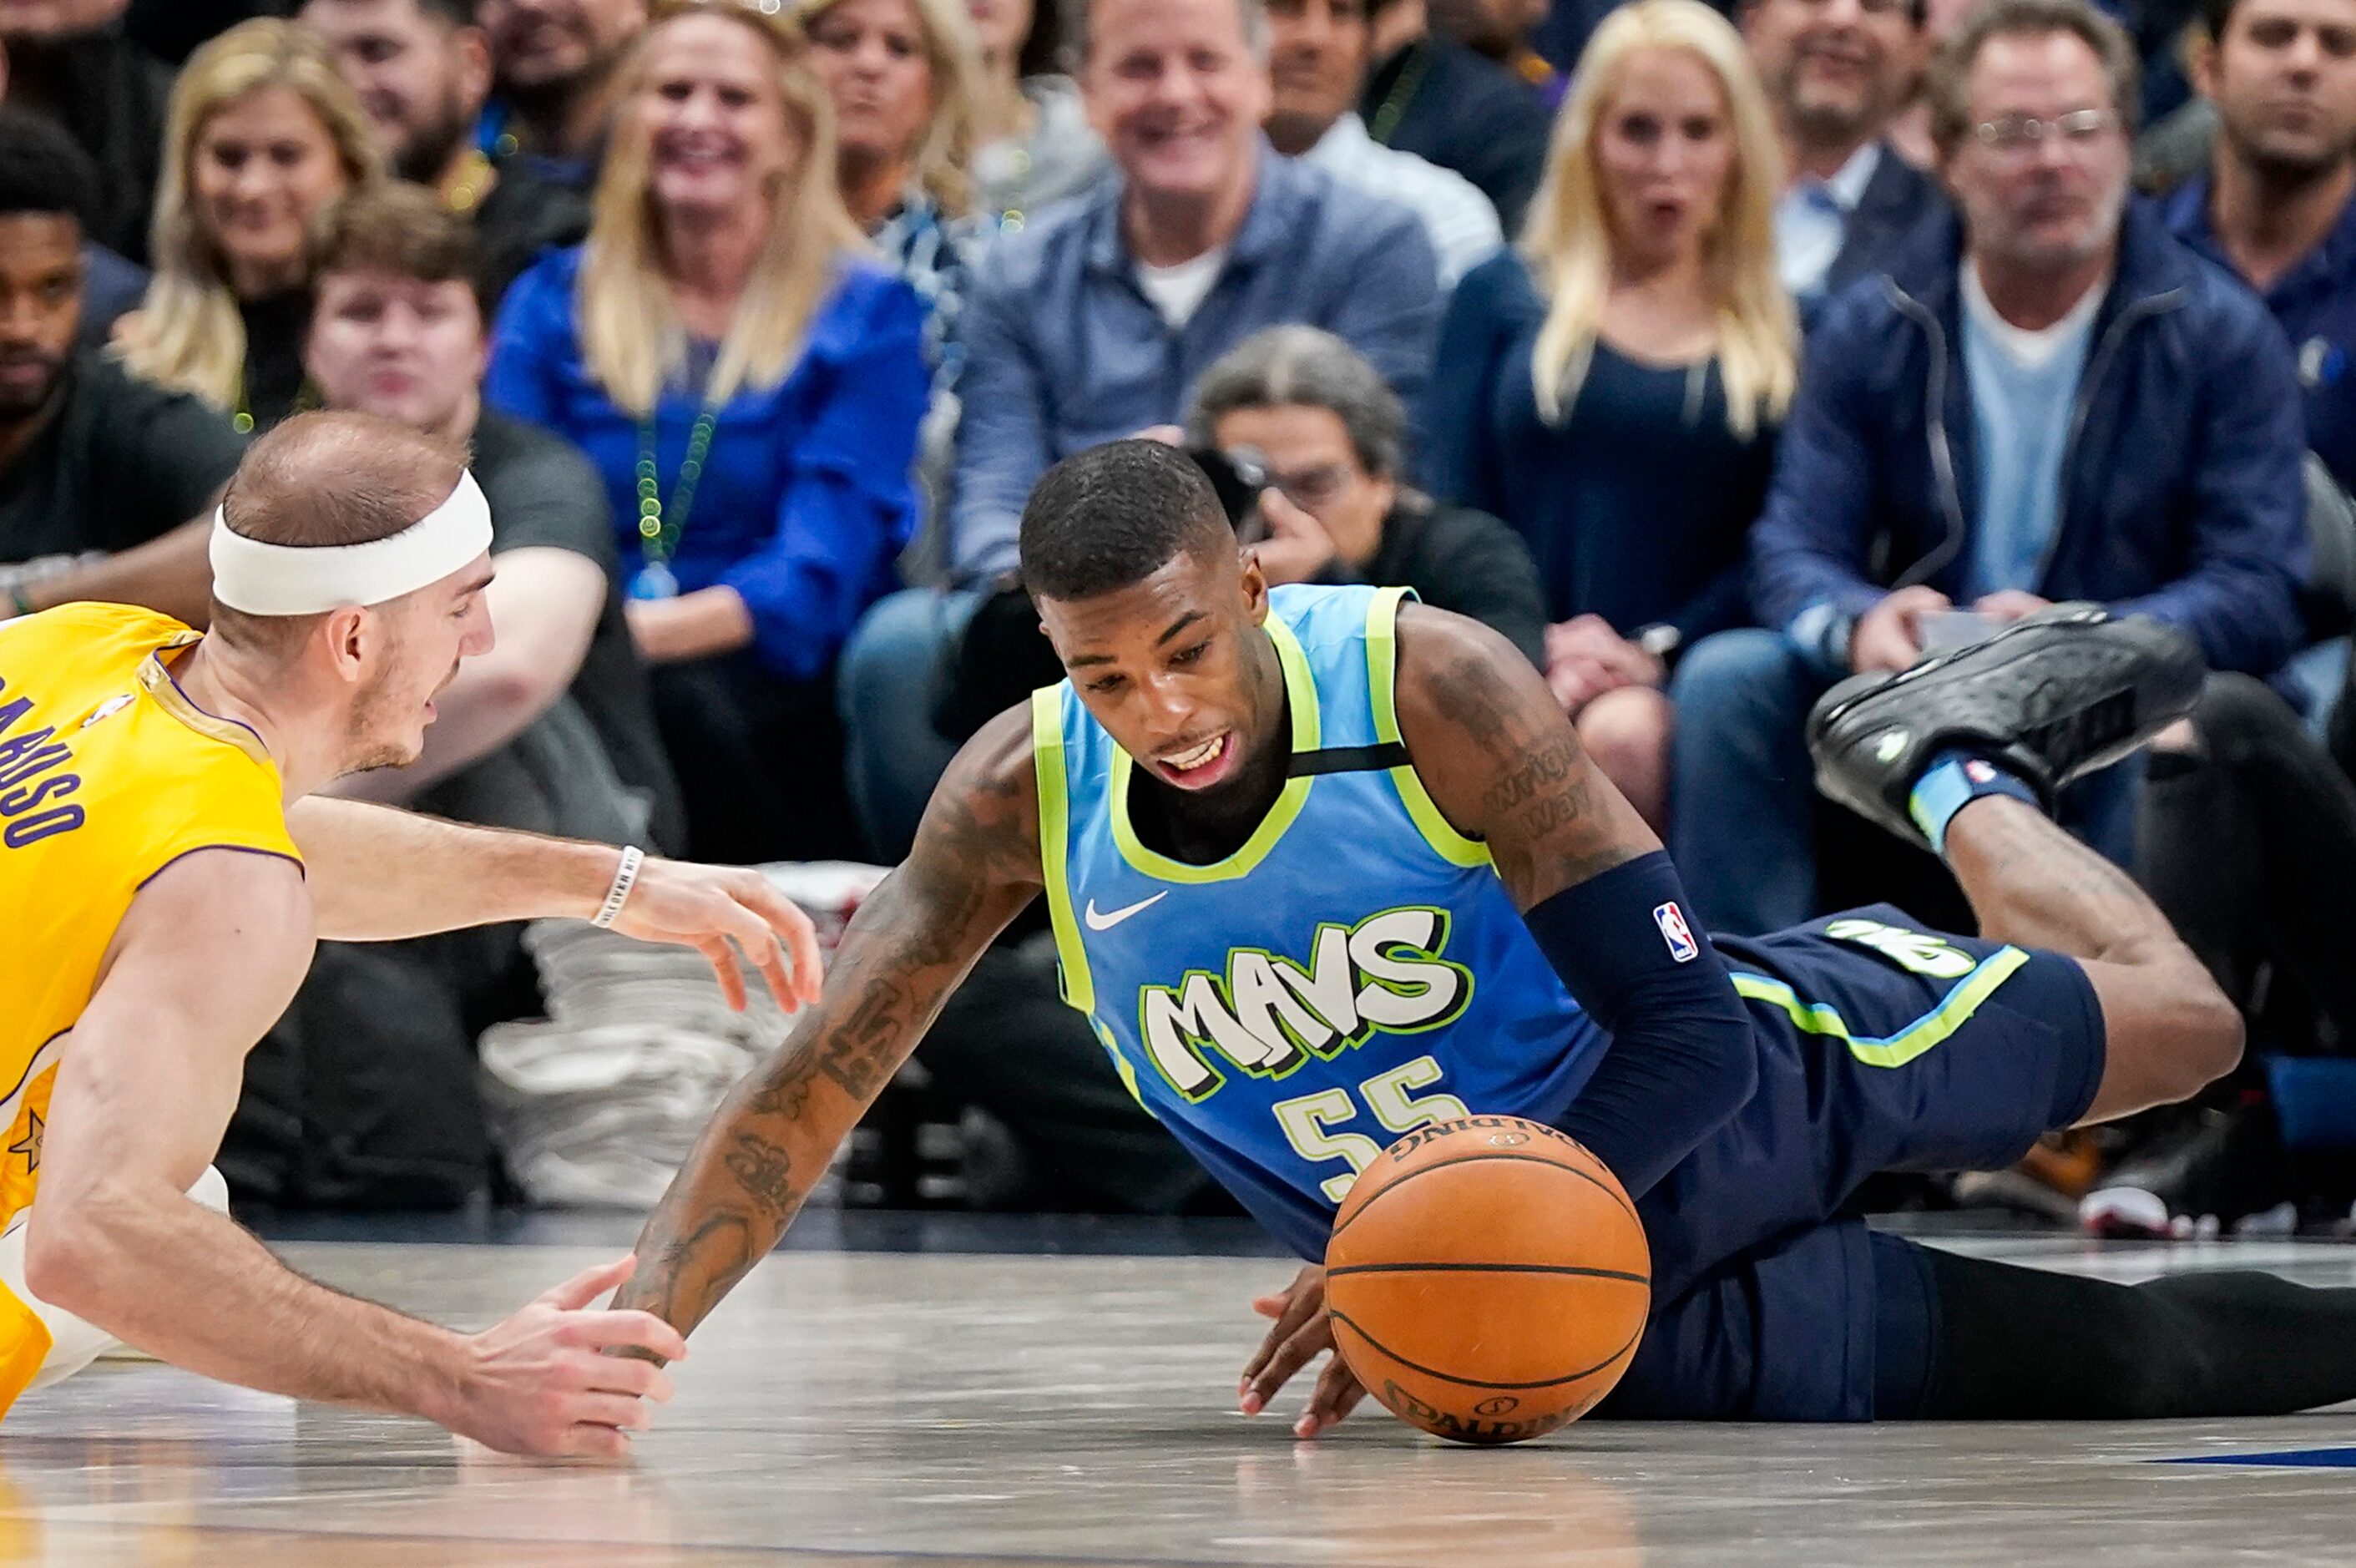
[2156,1447,2356,1469]
[8,1233,2356,1565]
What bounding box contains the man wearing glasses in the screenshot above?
[1186,325,1545,669]
[1669,0,2309,937]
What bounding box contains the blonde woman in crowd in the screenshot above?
[801,0,989,381]
[114,18,382,432]
[1427,0,1796,832]
[487,0,929,864]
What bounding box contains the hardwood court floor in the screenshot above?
[3,1221,2354,1565]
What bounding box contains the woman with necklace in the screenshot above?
[488,0,929,864]
[113,19,382,434]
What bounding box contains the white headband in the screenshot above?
[210,469,494,617]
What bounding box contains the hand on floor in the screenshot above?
[1238,1264,1366,1439]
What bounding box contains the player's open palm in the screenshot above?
[605,858,825,1012]
[448,1256,690,1459]
[1239,1264,1366,1439]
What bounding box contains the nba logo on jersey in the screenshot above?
[1654,902,1698,963]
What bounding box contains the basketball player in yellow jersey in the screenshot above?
[0,410,825,1459]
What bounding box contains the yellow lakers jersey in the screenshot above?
[0,603,300,1234]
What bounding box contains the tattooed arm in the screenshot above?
[614,707,1046,1343]
[1391,602,1758,1200]
[1390,602,1659,905]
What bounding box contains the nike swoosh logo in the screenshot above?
[1084,891,1169,931]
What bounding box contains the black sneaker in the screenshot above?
[2079,1100,2293,1240]
[1806,603,2204,849]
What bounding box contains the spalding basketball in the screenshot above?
[1324,1115,1651,1444]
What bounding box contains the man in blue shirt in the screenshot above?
[2161,0,2356,493]
[947,0,1443,588]
[838,0,1443,861]
[1669,0,2309,935]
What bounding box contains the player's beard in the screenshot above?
[342,639,425,775]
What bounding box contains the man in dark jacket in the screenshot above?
[1362,0,1554,230]
[302,0,589,307]
[0,2,169,263]
[1743,0,1949,315]
[225,184,681,1210]
[0,111,241,625]
[1670,0,2310,936]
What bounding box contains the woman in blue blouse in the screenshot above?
[1426,0,1795,832]
[488,0,928,864]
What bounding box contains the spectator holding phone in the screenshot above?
[1669,0,2310,933]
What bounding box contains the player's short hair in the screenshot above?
[211,411,472,655]
[1020,439,1236,603]
[0,109,99,232]
[315,180,484,315]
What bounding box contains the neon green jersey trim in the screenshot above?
[1107,612,1322,884]
[1093,1016,1151,1112]
[1730,946,2033,1069]
[1364,586,1490,868]
[1031,686,1095,1014]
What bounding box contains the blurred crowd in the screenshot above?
[6,0,2356,1236]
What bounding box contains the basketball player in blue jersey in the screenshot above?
[623,440,2356,1426]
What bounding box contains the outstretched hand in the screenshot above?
[1239,1264,1366,1439]
[605,857,826,1011]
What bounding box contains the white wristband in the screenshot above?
[592,846,645,928]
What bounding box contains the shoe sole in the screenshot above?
[1811,607,2199,792]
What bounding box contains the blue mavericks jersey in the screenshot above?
[1031,584,1605,1258]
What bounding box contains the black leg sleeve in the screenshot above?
[1892,1237,2356,1419]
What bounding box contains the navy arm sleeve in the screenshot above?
[1529,852,1759,1199]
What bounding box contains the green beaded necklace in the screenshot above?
[628,402,720,600]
